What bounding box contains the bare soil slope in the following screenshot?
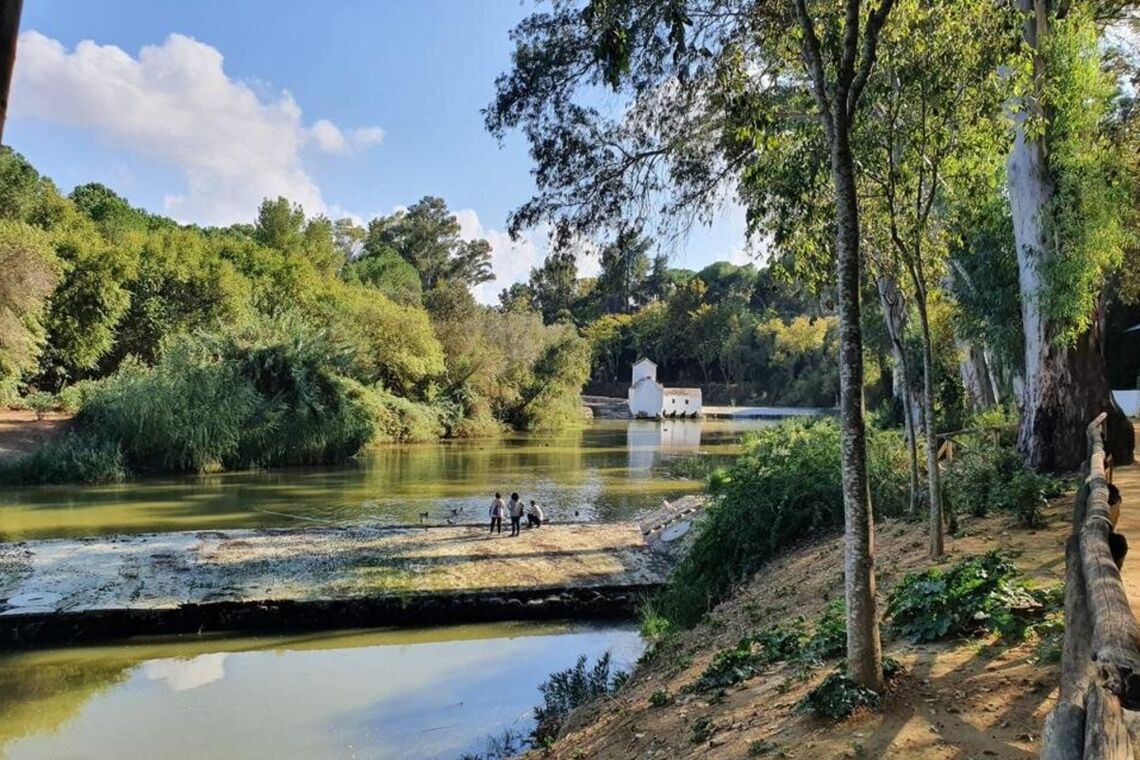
[528,494,1086,759]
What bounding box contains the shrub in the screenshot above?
[56,381,96,414]
[796,671,880,720]
[0,432,125,485]
[532,652,625,745]
[25,390,57,420]
[695,640,766,691]
[942,442,1063,527]
[649,688,670,707]
[795,659,903,720]
[371,388,445,443]
[77,329,381,475]
[652,419,910,628]
[805,600,847,662]
[886,551,1044,642]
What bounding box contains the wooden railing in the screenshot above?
[1041,413,1140,759]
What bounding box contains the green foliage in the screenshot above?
[1035,7,1130,344]
[25,390,57,420]
[693,602,849,692]
[796,672,881,721]
[371,387,446,443]
[0,220,58,398]
[56,381,96,415]
[648,688,670,707]
[943,442,1063,527]
[532,652,624,745]
[77,329,378,474]
[690,716,714,744]
[694,639,766,691]
[0,432,126,486]
[886,551,1045,642]
[653,419,910,627]
[805,600,847,662]
[796,658,904,721]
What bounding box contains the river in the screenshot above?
[0,419,771,542]
[0,418,772,758]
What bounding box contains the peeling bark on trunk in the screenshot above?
[876,276,920,517]
[957,337,997,412]
[1007,0,1135,472]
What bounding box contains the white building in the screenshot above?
[627,358,702,418]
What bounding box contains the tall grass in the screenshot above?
[651,418,910,629]
[0,432,126,485]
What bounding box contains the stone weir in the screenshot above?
[0,521,673,647]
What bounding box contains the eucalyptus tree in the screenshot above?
[488,0,896,691]
[1006,0,1135,469]
[855,0,1011,555]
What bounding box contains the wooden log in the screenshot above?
[1080,414,1140,710]
[1083,683,1133,759]
[1041,534,1094,760]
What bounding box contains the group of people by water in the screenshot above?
[488,492,544,536]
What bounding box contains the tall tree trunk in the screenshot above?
[956,336,997,412]
[914,293,944,556]
[832,119,884,693]
[876,275,920,517]
[1007,0,1135,471]
[0,0,22,144]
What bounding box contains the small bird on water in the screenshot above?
[418,511,430,523]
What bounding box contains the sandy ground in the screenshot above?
[0,523,667,617]
[525,434,1140,760]
[0,410,72,460]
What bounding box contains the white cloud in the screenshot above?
[455,209,544,305]
[310,119,350,155]
[12,31,384,225]
[350,126,386,149]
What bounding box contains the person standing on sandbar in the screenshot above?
[508,492,524,537]
[489,492,505,535]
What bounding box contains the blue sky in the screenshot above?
[7,0,747,302]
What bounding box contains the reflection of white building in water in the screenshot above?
[627,358,702,418]
[627,419,703,471]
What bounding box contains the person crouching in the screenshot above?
[526,500,544,528]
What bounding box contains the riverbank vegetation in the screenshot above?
[490,0,1140,711]
[0,149,593,482]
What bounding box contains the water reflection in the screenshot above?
[0,419,772,541]
[0,623,641,760]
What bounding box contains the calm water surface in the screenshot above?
[0,418,766,758]
[0,419,771,541]
[0,622,642,760]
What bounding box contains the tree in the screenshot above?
[530,249,579,323]
[855,0,1009,555]
[1006,0,1135,469]
[595,227,652,314]
[254,197,306,252]
[367,197,494,292]
[0,220,55,399]
[487,0,898,689]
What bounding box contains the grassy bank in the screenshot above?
[0,323,588,485]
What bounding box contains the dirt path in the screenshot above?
[0,409,72,460]
[1112,425,1140,612]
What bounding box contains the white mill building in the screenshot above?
[627,358,702,418]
